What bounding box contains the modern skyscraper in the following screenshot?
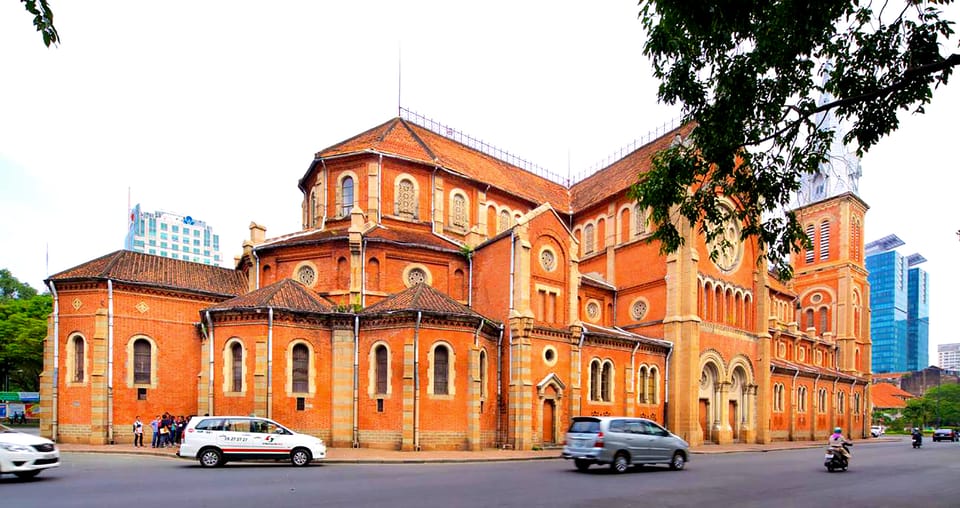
[866,235,929,373]
[124,204,222,266]
[938,343,960,371]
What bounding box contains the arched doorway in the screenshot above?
[536,373,565,447]
[699,362,721,443]
[542,398,556,444]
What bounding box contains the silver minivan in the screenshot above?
[562,416,689,473]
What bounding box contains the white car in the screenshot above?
[871,425,885,437]
[0,424,60,479]
[177,416,326,468]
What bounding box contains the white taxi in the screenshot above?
[0,424,60,479]
[177,416,326,468]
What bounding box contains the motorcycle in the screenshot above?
[824,442,852,472]
[912,432,922,448]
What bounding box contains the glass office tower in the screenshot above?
[907,265,930,370]
[124,203,223,266]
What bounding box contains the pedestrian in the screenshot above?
[160,413,172,447]
[133,415,144,447]
[151,415,161,448]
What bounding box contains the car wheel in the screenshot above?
[291,447,312,467]
[199,448,223,468]
[669,452,686,471]
[13,470,40,479]
[610,452,629,474]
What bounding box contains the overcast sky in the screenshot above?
[1,2,957,362]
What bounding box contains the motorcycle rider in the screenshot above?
[829,427,852,461]
[911,427,923,446]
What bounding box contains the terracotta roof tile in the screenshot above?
[256,226,350,251]
[47,250,247,297]
[365,224,460,251]
[317,118,571,210]
[206,279,332,313]
[362,283,485,319]
[872,382,915,409]
[570,123,695,211]
[771,359,862,381]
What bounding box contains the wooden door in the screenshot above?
[542,400,555,443]
[699,399,709,442]
[729,401,739,441]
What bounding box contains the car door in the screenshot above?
[640,420,672,462]
[624,420,654,461]
[220,418,255,459]
[248,419,292,458]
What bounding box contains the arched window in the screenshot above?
[292,343,309,393]
[837,391,845,414]
[133,339,151,384]
[231,342,243,392]
[805,224,815,263]
[854,392,861,413]
[479,350,487,399]
[450,192,468,230]
[798,386,808,413]
[366,257,381,291]
[635,204,646,236]
[434,345,449,395]
[637,366,649,403]
[601,361,613,402]
[498,210,511,233]
[590,360,602,402]
[818,388,827,413]
[805,308,815,331]
[395,178,417,218]
[583,224,595,254]
[73,336,85,382]
[341,176,355,217]
[819,220,830,260]
[375,345,388,395]
[819,307,829,334]
[648,366,659,404]
[773,383,783,412]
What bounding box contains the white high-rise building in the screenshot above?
[124,204,222,266]
[938,343,960,371]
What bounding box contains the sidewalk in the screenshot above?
[55,437,902,463]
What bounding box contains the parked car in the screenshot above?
[177,416,326,468]
[932,428,958,442]
[870,425,885,437]
[562,416,689,473]
[0,423,60,479]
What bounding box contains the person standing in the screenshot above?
[150,415,161,448]
[133,416,144,447]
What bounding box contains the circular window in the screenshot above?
[631,299,648,321]
[407,268,427,286]
[540,249,556,272]
[811,293,822,303]
[777,342,786,358]
[585,301,600,322]
[297,265,316,286]
[543,346,557,366]
[708,203,743,272]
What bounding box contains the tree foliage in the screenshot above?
[0,270,50,391]
[631,1,959,280]
[21,0,59,47]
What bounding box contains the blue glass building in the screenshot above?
[865,235,929,373]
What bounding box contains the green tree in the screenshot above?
[922,383,960,426]
[632,1,959,280]
[0,270,51,391]
[20,0,59,47]
[903,397,936,428]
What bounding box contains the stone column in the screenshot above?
[508,314,534,450]
[467,345,481,451]
[89,308,108,444]
[331,328,355,447]
[402,328,416,451]
[254,338,268,417]
[716,381,732,444]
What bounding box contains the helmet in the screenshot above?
[834,427,842,433]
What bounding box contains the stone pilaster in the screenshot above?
[508,314,534,450]
[401,328,416,451]
[39,317,55,440]
[567,324,583,422]
[331,328,355,447]
[366,160,380,221]
[254,339,268,417]
[89,308,109,445]
[197,335,210,418]
[467,345,481,451]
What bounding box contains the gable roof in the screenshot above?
[569,123,694,212]
[205,279,332,314]
[313,118,571,211]
[872,382,915,409]
[47,250,247,297]
[362,282,487,320]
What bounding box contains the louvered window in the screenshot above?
[134,339,151,384]
[819,221,830,260]
[584,224,595,254]
[292,344,309,393]
[375,345,388,395]
[434,346,449,395]
[231,342,243,392]
[396,179,416,218]
[805,224,815,263]
[451,193,467,229]
[498,210,511,232]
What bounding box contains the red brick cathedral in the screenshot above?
[40,115,871,449]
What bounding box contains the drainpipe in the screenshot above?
[353,315,360,448]
[578,328,586,407]
[813,372,821,438]
[790,366,800,440]
[496,324,503,447]
[320,159,329,230]
[50,281,59,441]
[833,376,839,429]
[430,168,438,234]
[252,249,260,290]
[413,311,422,451]
[468,251,473,307]
[107,279,115,444]
[849,379,857,438]
[377,154,383,223]
[361,238,366,307]
[509,230,516,311]
[663,343,673,429]
[630,342,640,414]
[267,308,273,419]
[205,311,215,416]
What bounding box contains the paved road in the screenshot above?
[3,438,959,508]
